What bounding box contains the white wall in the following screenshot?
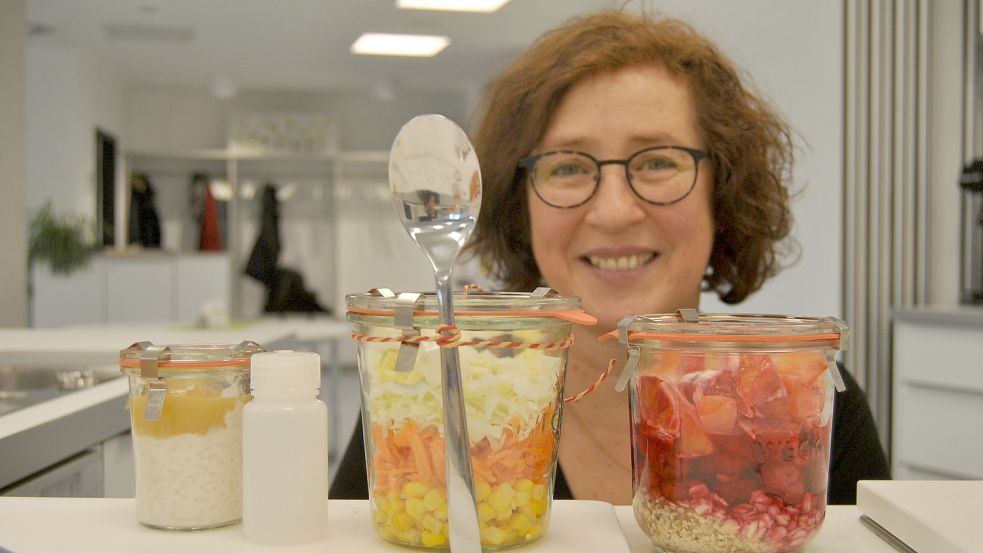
[125,86,470,152]
[25,45,126,219]
[0,0,28,326]
[627,0,845,318]
[24,43,126,325]
[927,0,966,305]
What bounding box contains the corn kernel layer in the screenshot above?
[371,478,550,549]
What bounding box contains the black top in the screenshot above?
[330,365,889,505]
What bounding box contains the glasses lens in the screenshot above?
[532,152,597,207]
[628,148,697,203]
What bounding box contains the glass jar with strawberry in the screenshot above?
[611,311,847,553]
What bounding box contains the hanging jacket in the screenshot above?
[244,184,280,286]
[128,173,162,248]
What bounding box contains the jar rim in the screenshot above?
[611,313,849,350]
[345,290,594,325]
[119,341,265,370]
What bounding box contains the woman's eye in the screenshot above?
[638,156,677,171]
[549,162,590,177]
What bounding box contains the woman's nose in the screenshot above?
[583,165,647,229]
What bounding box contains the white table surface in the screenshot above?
[0,320,354,488]
[0,499,893,553]
[0,317,352,364]
[0,318,352,441]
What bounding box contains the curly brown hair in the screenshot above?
[466,10,796,304]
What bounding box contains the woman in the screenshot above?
[332,10,888,505]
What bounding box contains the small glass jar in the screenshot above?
[347,290,590,550]
[620,312,847,553]
[119,341,264,530]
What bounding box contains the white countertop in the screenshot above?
[0,317,351,366]
[0,319,353,490]
[0,499,892,553]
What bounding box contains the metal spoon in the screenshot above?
[389,114,481,553]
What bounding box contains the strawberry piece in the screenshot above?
[694,368,755,418]
[636,377,681,437]
[738,353,787,408]
[711,432,754,475]
[753,396,793,421]
[746,419,801,465]
[678,408,714,458]
[760,461,806,504]
[698,394,738,434]
[773,351,828,385]
[716,476,759,505]
[639,432,688,500]
[784,375,825,421]
[701,369,738,396]
[714,452,751,478]
[680,453,716,483]
[677,352,706,374]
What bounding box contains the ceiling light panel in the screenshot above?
[351,33,450,57]
[396,0,511,12]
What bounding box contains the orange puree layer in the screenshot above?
[129,390,248,438]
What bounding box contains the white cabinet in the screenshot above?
[31,259,106,326]
[31,253,230,327]
[891,306,983,479]
[105,254,174,322]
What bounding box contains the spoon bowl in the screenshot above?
[389,114,482,553]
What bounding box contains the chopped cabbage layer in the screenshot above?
[364,339,563,444]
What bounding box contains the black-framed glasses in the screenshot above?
[518,146,708,208]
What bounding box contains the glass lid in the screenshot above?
[345,288,594,324]
[617,311,849,350]
[119,341,265,368]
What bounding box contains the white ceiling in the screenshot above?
[25,0,618,95]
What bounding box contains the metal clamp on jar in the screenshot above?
[119,341,264,530]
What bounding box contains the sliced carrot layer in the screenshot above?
[370,407,557,497]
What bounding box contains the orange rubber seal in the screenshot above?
[119,359,251,369]
[600,330,841,343]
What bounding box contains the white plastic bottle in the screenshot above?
[243,350,328,544]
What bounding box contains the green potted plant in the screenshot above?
[28,200,97,276]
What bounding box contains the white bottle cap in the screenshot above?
[250,350,321,390]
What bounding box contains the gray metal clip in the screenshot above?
[615,346,641,393]
[531,287,559,297]
[395,292,423,373]
[825,350,847,392]
[617,315,636,345]
[137,342,169,421]
[677,308,700,323]
[369,288,397,297]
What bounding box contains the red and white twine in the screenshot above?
[561,358,615,404]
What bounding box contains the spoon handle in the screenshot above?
[435,277,481,553]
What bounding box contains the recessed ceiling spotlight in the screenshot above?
[351,33,450,57]
[396,0,511,12]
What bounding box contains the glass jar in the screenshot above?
[620,312,847,553]
[119,341,264,530]
[347,289,591,550]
